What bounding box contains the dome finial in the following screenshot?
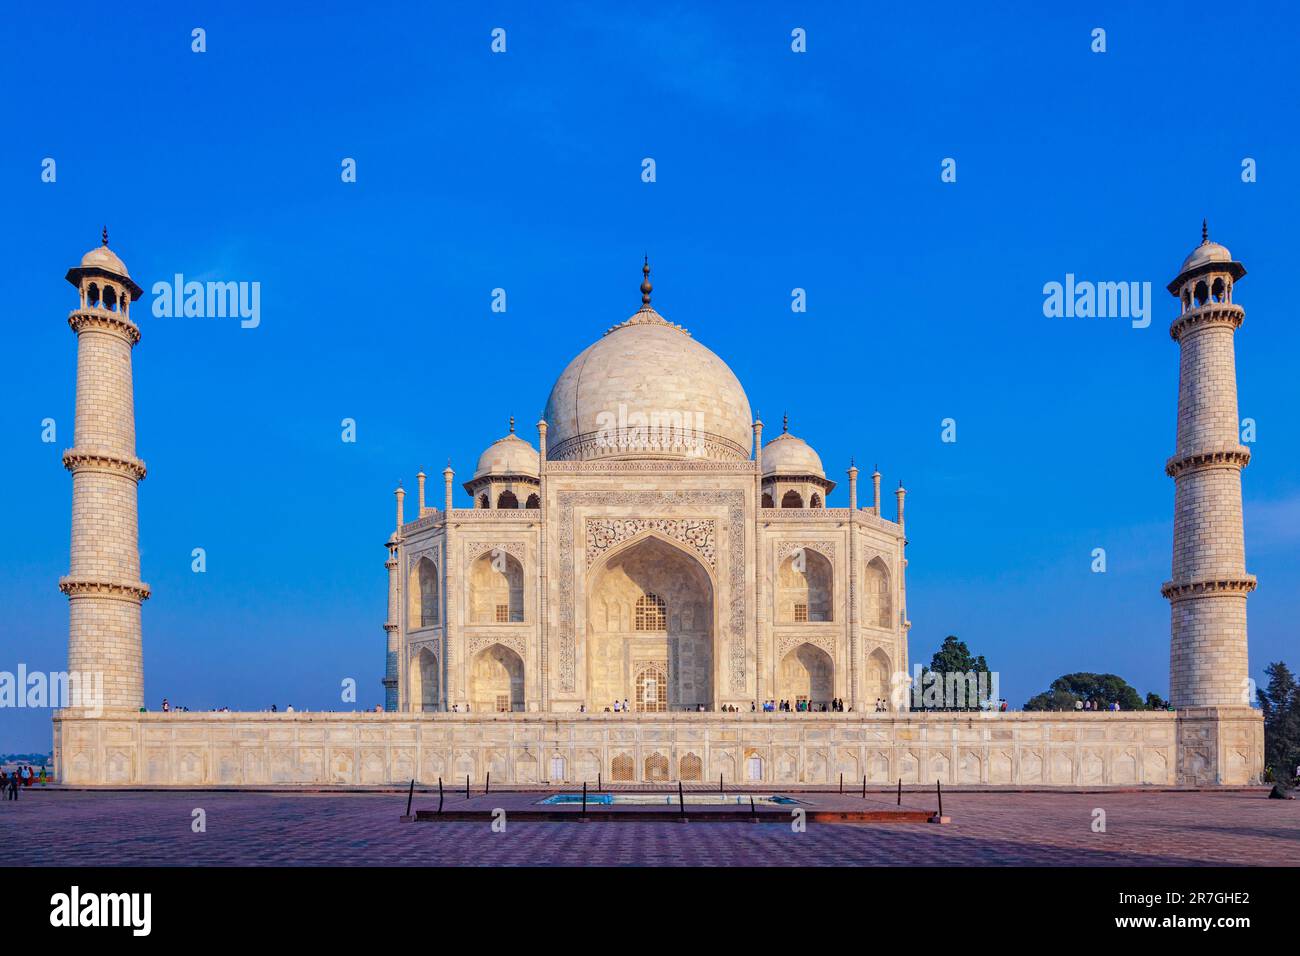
[102,226,109,247]
[640,255,652,308]
[508,415,515,434]
[1202,219,1209,244]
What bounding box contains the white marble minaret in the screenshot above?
[60,231,149,712]
[1162,223,1255,709]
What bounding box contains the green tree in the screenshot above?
[1144,692,1170,711]
[1257,661,1300,782]
[1023,673,1146,711]
[916,635,995,711]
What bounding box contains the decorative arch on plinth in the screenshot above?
[776,641,834,709]
[468,642,524,712]
[409,646,440,712]
[866,646,892,709]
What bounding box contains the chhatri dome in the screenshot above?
[1175,220,1245,278]
[542,260,753,461]
[64,228,143,301]
[472,418,539,479]
[762,415,825,478]
[80,240,130,278]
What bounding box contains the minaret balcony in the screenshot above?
[1161,575,1256,601]
[1169,302,1244,341]
[62,448,147,481]
[1164,444,1251,478]
[68,306,142,344]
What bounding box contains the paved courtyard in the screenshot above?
[12,788,1297,866]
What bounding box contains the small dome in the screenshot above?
[1179,240,1232,275]
[763,430,824,478]
[473,432,538,480]
[80,244,130,278]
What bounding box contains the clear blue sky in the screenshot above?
[2,1,1296,750]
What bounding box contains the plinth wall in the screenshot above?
[51,709,1263,787]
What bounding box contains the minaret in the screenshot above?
[382,482,404,712]
[60,232,149,712]
[1162,223,1255,709]
[383,531,400,712]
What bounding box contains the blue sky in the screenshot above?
[2,1,1297,750]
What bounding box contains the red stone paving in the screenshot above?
[9,788,1297,866]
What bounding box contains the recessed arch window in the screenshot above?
[636,666,668,713]
[524,493,540,509]
[635,593,667,631]
[781,490,803,509]
[810,492,823,508]
[762,492,774,508]
[497,490,518,509]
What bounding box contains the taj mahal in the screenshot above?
[390,261,907,718]
[53,232,1264,788]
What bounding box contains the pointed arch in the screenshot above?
[865,556,892,628]
[496,490,518,509]
[410,647,440,712]
[408,556,439,628]
[468,642,524,712]
[866,647,892,709]
[778,548,832,622]
[809,492,823,508]
[524,493,540,509]
[469,550,524,623]
[777,642,833,709]
[781,489,803,508]
[586,533,714,712]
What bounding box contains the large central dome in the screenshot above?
[542,268,752,462]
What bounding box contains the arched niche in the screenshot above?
[777,642,833,709]
[408,556,439,628]
[586,535,714,711]
[469,643,524,712]
[778,548,833,623]
[469,550,524,623]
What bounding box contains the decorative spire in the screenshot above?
[1202,218,1209,244]
[102,226,109,247]
[508,415,515,434]
[640,255,653,308]
[782,413,789,434]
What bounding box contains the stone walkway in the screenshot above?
[10,788,1296,866]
